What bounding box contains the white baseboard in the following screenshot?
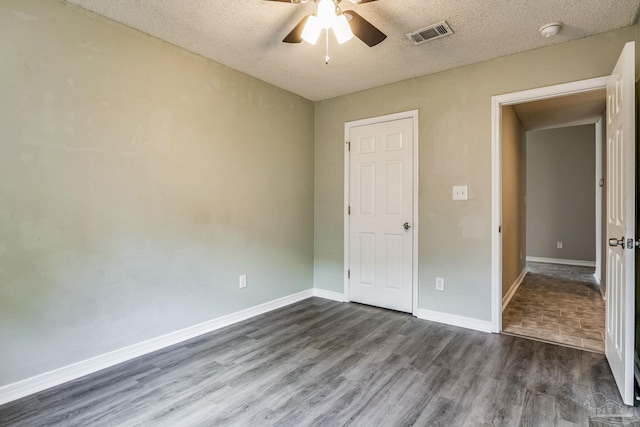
[526,256,596,267]
[593,273,601,286]
[313,288,345,302]
[0,288,495,405]
[502,267,527,312]
[0,288,316,406]
[416,309,493,333]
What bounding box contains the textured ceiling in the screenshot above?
[514,89,606,131]
[66,0,640,101]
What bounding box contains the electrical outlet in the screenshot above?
[452,186,468,201]
[435,277,445,291]
[520,251,523,260]
[239,274,247,289]
[557,242,563,249]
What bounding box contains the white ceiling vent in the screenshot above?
[405,21,454,45]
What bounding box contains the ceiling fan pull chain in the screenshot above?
[325,29,330,64]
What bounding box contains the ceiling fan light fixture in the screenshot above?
[316,0,337,29]
[333,14,353,44]
[301,15,322,44]
[301,0,353,45]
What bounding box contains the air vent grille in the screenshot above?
[405,21,453,45]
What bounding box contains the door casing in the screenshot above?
[490,76,609,332]
[344,110,420,315]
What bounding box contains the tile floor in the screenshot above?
[502,262,605,352]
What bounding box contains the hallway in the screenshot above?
[503,262,605,352]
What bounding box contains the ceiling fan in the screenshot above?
[267,0,387,47]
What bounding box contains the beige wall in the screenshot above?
[501,106,526,298]
[2,0,638,390]
[526,125,596,261]
[0,0,314,386]
[314,26,635,321]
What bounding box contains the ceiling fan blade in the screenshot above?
[346,0,379,3]
[264,0,304,3]
[344,10,386,47]
[283,15,310,43]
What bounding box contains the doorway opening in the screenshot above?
[491,76,609,332]
[501,114,607,352]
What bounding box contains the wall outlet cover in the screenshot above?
[452,186,468,201]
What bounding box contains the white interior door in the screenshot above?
[348,117,414,313]
[605,41,635,406]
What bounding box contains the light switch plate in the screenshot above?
[452,186,468,201]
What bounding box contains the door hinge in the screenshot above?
[499,226,501,233]
[348,206,351,215]
[346,141,350,151]
[348,269,350,279]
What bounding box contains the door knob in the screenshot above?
[609,237,625,247]
[403,222,411,230]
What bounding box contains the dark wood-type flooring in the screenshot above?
[1,297,638,426]
[503,262,605,352]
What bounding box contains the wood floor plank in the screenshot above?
[1,297,638,426]
[413,395,464,427]
[519,390,559,427]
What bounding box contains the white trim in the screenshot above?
[344,110,420,316]
[344,117,351,304]
[594,272,601,286]
[313,288,345,302]
[417,309,493,333]
[412,112,419,316]
[491,95,503,333]
[595,116,604,285]
[0,289,316,405]
[491,76,609,333]
[594,273,606,301]
[526,256,596,267]
[502,267,527,311]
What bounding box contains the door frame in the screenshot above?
[491,77,609,332]
[344,110,420,315]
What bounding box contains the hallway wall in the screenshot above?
[501,106,527,298]
[526,125,596,262]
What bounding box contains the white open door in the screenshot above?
[347,116,415,313]
[605,41,635,406]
